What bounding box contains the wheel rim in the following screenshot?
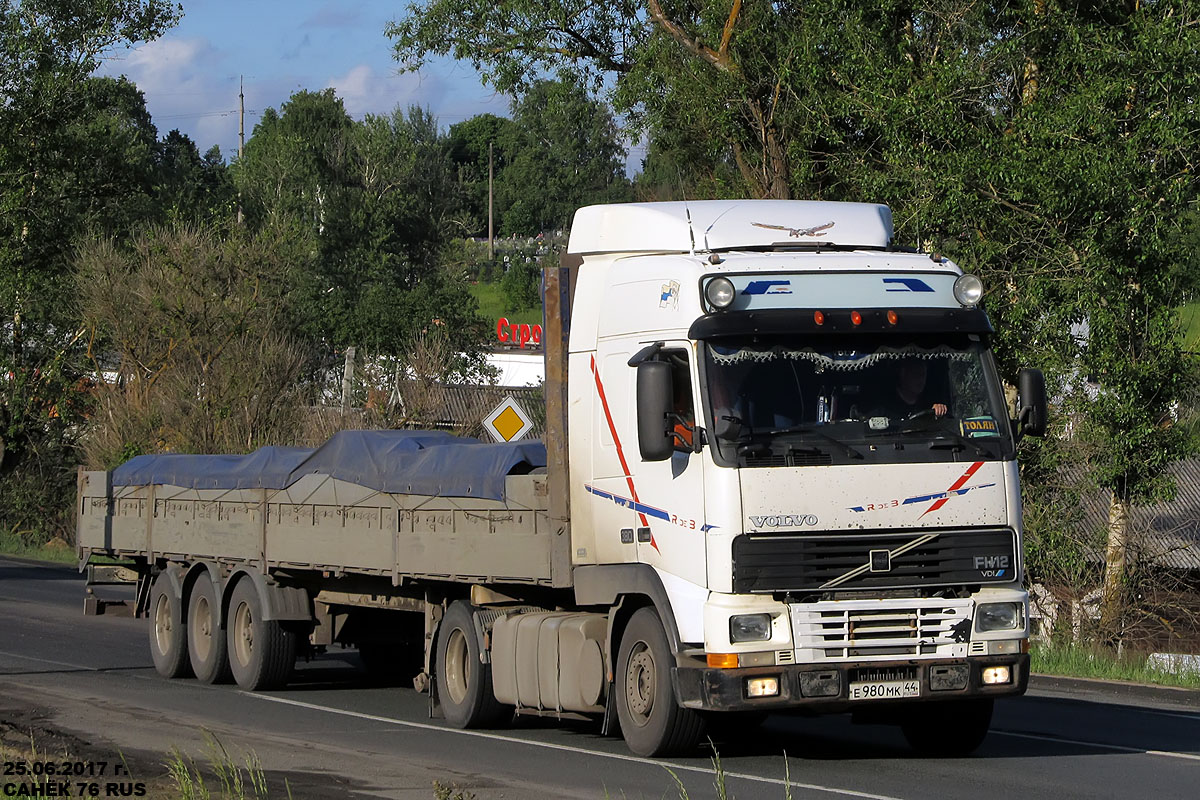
[193,595,212,662]
[444,627,470,705]
[153,593,172,655]
[233,601,253,667]
[624,641,655,725]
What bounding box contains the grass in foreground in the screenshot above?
[1032,640,1200,689]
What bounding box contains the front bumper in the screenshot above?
[674,654,1029,713]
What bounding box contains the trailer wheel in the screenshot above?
[187,572,231,684]
[148,572,192,679]
[615,607,705,756]
[436,601,510,728]
[901,698,993,757]
[226,579,296,690]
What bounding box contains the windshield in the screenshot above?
[702,333,1013,467]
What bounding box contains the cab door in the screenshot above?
[627,343,708,586]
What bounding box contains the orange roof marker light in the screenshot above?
[850,310,863,326]
[814,310,825,326]
[887,310,899,325]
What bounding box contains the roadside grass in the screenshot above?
[468,281,542,327]
[661,746,796,800]
[0,526,76,564]
[166,733,284,800]
[1032,640,1200,689]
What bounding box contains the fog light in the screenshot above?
[981,666,1012,685]
[746,677,780,697]
[730,613,772,643]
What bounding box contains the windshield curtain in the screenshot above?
[701,333,1014,466]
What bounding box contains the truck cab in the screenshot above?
[564,200,1044,754]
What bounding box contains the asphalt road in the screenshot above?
[2,556,1198,799]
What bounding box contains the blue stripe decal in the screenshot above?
[585,484,671,521]
[900,483,995,506]
[851,482,997,512]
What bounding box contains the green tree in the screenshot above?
[156,130,235,224]
[236,91,487,356]
[499,76,631,236]
[0,0,179,542]
[446,112,520,237]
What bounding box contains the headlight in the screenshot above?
[953,274,983,307]
[729,613,772,643]
[705,277,736,309]
[976,602,1022,632]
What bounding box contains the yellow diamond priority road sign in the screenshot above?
[483,396,534,443]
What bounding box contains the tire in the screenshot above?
[436,600,511,728]
[148,571,192,679]
[225,579,297,690]
[901,698,994,757]
[187,571,231,684]
[615,607,705,757]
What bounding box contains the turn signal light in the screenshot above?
[707,653,739,669]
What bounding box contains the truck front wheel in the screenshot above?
[615,607,704,756]
[226,579,296,690]
[436,600,510,728]
[901,698,993,756]
[149,572,192,679]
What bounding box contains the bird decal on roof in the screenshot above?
[752,221,836,238]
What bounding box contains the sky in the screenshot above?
[97,0,515,160]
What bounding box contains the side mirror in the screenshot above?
[1017,368,1047,438]
[636,360,674,461]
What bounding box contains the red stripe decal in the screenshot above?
[591,355,658,552]
[921,460,985,518]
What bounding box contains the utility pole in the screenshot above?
[237,75,245,225]
[488,141,494,261]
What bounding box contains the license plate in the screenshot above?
[849,680,920,701]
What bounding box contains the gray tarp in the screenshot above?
[111,430,547,501]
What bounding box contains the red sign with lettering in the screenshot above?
[496,318,543,349]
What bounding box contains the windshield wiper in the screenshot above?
[765,424,865,460]
[903,425,991,458]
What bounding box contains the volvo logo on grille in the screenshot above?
[869,549,892,572]
[750,514,819,528]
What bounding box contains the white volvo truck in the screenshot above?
[77,200,1046,757]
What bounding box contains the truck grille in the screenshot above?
[732,527,1016,593]
[791,598,973,662]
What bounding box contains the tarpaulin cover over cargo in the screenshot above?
[111,430,547,501]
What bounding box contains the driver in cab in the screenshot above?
[880,360,948,421]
